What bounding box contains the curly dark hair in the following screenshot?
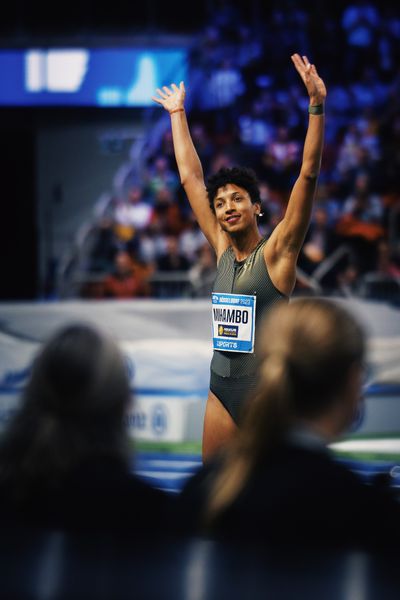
[206,167,261,211]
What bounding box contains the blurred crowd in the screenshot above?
[80,0,400,301]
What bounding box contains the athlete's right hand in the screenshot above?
[152,82,186,113]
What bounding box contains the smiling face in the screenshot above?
[213,183,260,234]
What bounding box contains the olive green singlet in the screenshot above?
[210,238,287,421]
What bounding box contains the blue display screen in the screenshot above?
[0,48,187,106]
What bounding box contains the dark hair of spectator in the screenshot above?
[205,298,366,525]
[0,324,131,497]
[206,166,261,211]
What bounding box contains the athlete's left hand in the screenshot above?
[291,53,327,105]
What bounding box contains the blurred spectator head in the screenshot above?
[198,241,215,265]
[154,187,174,206]
[375,239,400,277]
[26,323,130,425]
[354,171,370,195]
[161,129,174,157]
[276,126,289,142]
[0,323,131,490]
[127,186,143,204]
[192,123,209,146]
[153,156,169,173]
[204,25,220,45]
[209,152,233,174]
[114,251,134,276]
[313,206,329,228]
[165,235,179,255]
[251,299,366,438]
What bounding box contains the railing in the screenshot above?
[62,270,207,299]
[296,244,352,296]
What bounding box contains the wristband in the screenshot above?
[308,104,324,115]
[169,108,184,115]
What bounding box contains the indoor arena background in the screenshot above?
[1,1,400,598]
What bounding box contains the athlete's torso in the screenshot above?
[211,238,286,377]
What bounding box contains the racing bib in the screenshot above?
[211,292,256,353]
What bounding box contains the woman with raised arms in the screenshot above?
[152,54,327,461]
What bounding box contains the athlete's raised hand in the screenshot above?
[152,82,186,113]
[291,54,327,105]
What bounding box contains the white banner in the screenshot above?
[1,298,400,440]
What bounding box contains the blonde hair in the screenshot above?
[205,298,365,526]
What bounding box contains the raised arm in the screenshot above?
[152,83,220,251]
[266,54,327,295]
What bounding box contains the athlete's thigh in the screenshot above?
[202,389,237,462]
